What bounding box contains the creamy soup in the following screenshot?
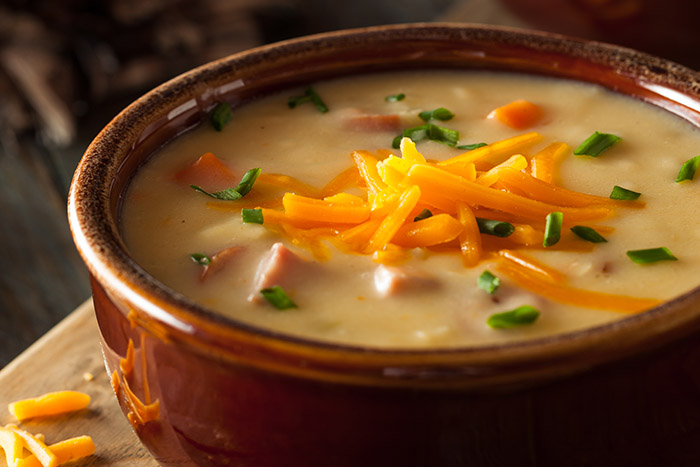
[121,71,700,348]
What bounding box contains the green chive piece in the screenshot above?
[190,185,243,200]
[476,218,514,237]
[234,168,262,197]
[574,131,621,157]
[242,208,264,224]
[570,225,607,243]
[676,155,700,182]
[288,87,328,113]
[418,107,455,122]
[190,168,261,201]
[413,208,433,222]
[457,142,487,151]
[189,253,211,266]
[543,212,563,247]
[609,185,641,200]
[210,102,233,131]
[385,93,405,102]
[487,305,540,329]
[260,285,297,310]
[626,247,678,264]
[392,135,403,149]
[395,123,459,148]
[478,270,500,295]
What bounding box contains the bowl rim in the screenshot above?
[68,22,700,384]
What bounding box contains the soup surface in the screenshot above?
[121,71,700,348]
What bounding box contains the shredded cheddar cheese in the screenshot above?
[8,391,90,422]
[228,132,659,312]
[2,391,95,467]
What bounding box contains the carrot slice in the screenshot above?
[488,99,543,129]
[173,152,236,190]
[496,259,661,313]
[15,436,96,467]
[530,142,570,183]
[457,203,482,267]
[406,164,613,222]
[366,185,421,253]
[391,213,463,248]
[8,391,90,421]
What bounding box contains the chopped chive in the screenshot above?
[570,225,607,243]
[626,247,677,264]
[457,142,487,151]
[189,253,211,266]
[385,93,405,102]
[393,123,459,148]
[242,208,264,224]
[574,131,621,157]
[487,305,540,329]
[609,185,641,200]
[418,107,455,122]
[543,212,563,247]
[476,218,514,238]
[190,168,261,201]
[210,102,233,131]
[478,270,500,294]
[288,87,328,113]
[234,168,262,197]
[676,155,700,182]
[413,208,433,222]
[190,185,243,200]
[260,285,297,310]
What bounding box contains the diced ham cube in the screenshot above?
[200,246,244,280]
[249,243,306,303]
[340,108,402,132]
[373,264,439,297]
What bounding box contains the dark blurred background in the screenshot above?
[1,0,698,367]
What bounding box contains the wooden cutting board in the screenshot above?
[0,300,157,466]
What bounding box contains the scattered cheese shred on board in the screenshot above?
[14,436,96,467]
[8,391,90,421]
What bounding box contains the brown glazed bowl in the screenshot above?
[68,24,700,466]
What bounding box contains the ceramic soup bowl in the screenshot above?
[68,23,700,466]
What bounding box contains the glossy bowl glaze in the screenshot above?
[68,23,700,466]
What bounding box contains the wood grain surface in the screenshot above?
[0,300,156,466]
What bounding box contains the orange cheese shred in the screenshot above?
[4,424,58,467]
[496,258,661,313]
[0,426,23,467]
[8,391,90,421]
[438,131,542,167]
[391,213,463,248]
[530,142,570,183]
[457,203,482,267]
[15,436,96,467]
